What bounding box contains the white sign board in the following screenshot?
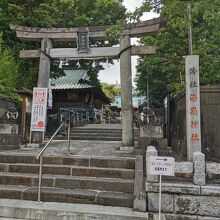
[30,87,48,132]
[148,156,175,176]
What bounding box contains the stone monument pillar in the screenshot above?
[120,35,134,147]
[185,55,201,160]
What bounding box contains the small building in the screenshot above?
[51,69,110,110]
[47,69,110,130]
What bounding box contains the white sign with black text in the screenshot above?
[30,87,48,132]
[148,156,175,220]
[148,156,175,176]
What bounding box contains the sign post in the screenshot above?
[30,87,48,142]
[148,156,175,220]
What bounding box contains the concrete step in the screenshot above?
[60,135,138,141]
[0,163,134,179]
[0,145,20,150]
[70,136,123,141]
[71,132,123,137]
[52,136,124,141]
[0,173,134,193]
[0,154,136,208]
[69,133,139,138]
[0,185,133,208]
[70,128,139,133]
[0,155,135,169]
[0,199,151,219]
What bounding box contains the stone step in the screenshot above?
[0,154,135,169]
[0,163,134,179]
[70,133,138,138]
[0,173,134,193]
[0,199,150,220]
[69,132,139,137]
[52,136,124,141]
[0,145,19,150]
[61,135,138,141]
[0,185,133,208]
[70,129,139,133]
[70,136,123,141]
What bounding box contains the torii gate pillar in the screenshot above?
[32,38,52,143]
[120,35,134,147]
[38,38,52,87]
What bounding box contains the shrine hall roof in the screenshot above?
[51,69,92,90]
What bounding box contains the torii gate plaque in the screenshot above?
[11,17,166,147]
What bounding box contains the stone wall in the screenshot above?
[170,85,220,161]
[0,94,21,149]
[145,147,220,219]
[147,183,220,219]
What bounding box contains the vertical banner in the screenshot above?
[185,55,201,161]
[30,87,48,132]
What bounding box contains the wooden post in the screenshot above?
[21,95,27,141]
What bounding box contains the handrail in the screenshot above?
[36,122,64,160]
[36,122,64,203]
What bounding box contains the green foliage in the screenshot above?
[0,33,21,102]
[0,0,126,92]
[136,0,220,101]
[101,82,121,100]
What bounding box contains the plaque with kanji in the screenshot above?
[185,55,201,160]
[77,32,89,53]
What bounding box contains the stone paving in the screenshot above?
[0,124,137,158]
[0,140,136,158]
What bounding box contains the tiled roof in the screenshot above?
[51,69,93,90]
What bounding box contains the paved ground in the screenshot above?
[0,124,137,158]
[0,140,136,157]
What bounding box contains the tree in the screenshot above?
[101,82,121,100]
[0,33,20,101]
[0,0,126,91]
[135,0,220,101]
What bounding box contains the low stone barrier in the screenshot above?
[145,147,220,219]
[133,155,146,212]
[206,162,220,180]
[146,182,220,218]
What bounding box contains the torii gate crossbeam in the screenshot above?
[11,17,166,147]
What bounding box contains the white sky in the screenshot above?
[98,0,158,86]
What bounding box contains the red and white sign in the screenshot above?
[30,87,48,132]
[148,156,175,176]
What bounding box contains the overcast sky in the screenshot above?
[98,0,158,86]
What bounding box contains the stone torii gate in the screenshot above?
[11,17,166,147]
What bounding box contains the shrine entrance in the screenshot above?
[11,17,166,148]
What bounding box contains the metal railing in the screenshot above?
[36,122,66,203]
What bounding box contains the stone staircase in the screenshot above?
[0,154,136,208]
[68,127,140,141]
